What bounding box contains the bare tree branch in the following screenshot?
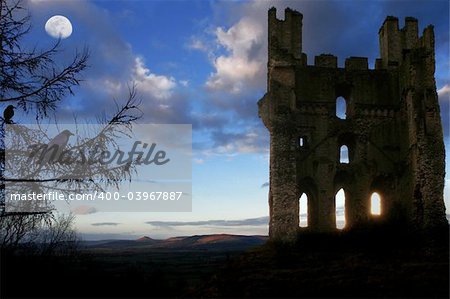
[0,0,143,251]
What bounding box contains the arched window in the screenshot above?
[340,145,349,163]
[335,188,346,229]
[370,192,381,215]
[299,137,306,148]
[299,193,308,227]
[336,96,347,119]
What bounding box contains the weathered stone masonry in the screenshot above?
[258,8,447,241]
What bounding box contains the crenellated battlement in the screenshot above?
[345,57,369,70]
[312,55,370,71]
[378,16,434,69]
[314,54,337,68]
[419,25,434,50]
[268,9,435,72]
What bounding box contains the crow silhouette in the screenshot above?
[3,105,15,124]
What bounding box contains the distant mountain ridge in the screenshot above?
[81,234,268,251]
[136,236,156,242]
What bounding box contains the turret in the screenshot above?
[378,16,433,69]
[402,17,419,49]
[379,16,401,68]
[268,7,303,61]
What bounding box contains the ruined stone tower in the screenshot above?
[258,8,447,241]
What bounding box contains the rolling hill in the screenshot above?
[81,234,268,251]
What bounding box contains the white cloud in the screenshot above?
[438,84,450,98]
[85,56,178,102]
[100,78,123,95]
[193,158,205,164]
[206,17,265,94]
[179,80,189,87]
[132,57,177,100]
[232,131,264,153]
[187,38,209,52]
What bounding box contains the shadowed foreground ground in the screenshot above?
[195,227,449,298]
[1,227,448,298]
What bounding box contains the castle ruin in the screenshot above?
[258,8,447,241]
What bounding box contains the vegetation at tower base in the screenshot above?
[258,8,448,241]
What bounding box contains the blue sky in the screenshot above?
[13,0,450,239]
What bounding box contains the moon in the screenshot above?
[45,15,73,39]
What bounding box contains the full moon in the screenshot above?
[45,15,72,39]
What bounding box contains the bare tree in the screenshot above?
[0,0,142,251]
[1,87,142,250]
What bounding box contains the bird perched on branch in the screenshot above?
[47,130,74,150]
[3,105,15,124]
[44,130,74,164]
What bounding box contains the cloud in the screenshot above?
[72,205,97,215]
[91,222,121,226]
[145,216,269,227]
[179,80,189,87]
[438,84,450,137]
[193,158,205,164]
[438,84,450,98]
[206,18,265,94]
[132,57,177,100]
[187,37,209,52]
[210,127,269,154]
[192,122,269,160]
